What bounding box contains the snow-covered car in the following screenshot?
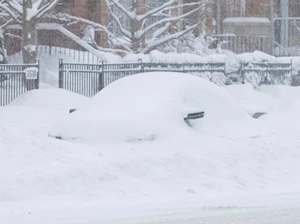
[49,72,261,143]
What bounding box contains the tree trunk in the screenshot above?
[22,21,37,64]
[22,0,37,64]
[22,0,38,90]
[131,0,141,53]
[0,30,7,64]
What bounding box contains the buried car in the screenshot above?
[49,72,262,143]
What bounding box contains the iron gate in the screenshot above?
[0,62,39,106]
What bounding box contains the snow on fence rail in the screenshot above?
[0,62,39,106]
[58,59,226,97]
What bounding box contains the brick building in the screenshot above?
[209,0,300,55]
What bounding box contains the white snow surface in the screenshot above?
[1,72,300,224]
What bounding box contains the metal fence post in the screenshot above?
[99,61,105,91]
[241,62,245,84]
[139,59,144,73]
[36,60,40,89]
[290,59,293,85]
[59,58,63,88]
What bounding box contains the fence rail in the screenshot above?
[0,62,39,106]
[59,59,226,97]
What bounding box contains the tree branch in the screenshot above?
[62,13,121,43]
[33,0,59,20]
[139,3,205,40]
[143,23,200,53]
[137,0,175,21]
[0,18,13,28]
[0,1,21,23]
[105,0,135,20]
[105,1,131,38]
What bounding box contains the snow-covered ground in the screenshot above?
[1,71,300,223]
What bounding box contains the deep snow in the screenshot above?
[1,73,300,224]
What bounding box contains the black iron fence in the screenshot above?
[0,62,39,106]
[0,59,293,104]
[241,61,293,85]
[59,59,226,97]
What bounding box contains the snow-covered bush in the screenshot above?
[291,70,300,86]
[158,32,217,56]
[193,72,227,86]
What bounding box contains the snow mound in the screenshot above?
[223,84,280,116]
[49,72,264,143]
[9,88,91,109]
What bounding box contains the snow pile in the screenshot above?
[0,89,91,134]
[223,84,280,116]
[9,88,91,109]
[49,72,264,143]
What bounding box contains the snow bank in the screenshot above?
[223,84,280,116]
[49,72,263,143]
[0,89,90,135]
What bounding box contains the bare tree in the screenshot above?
[0,0,59,63]
[65,0,211,54]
